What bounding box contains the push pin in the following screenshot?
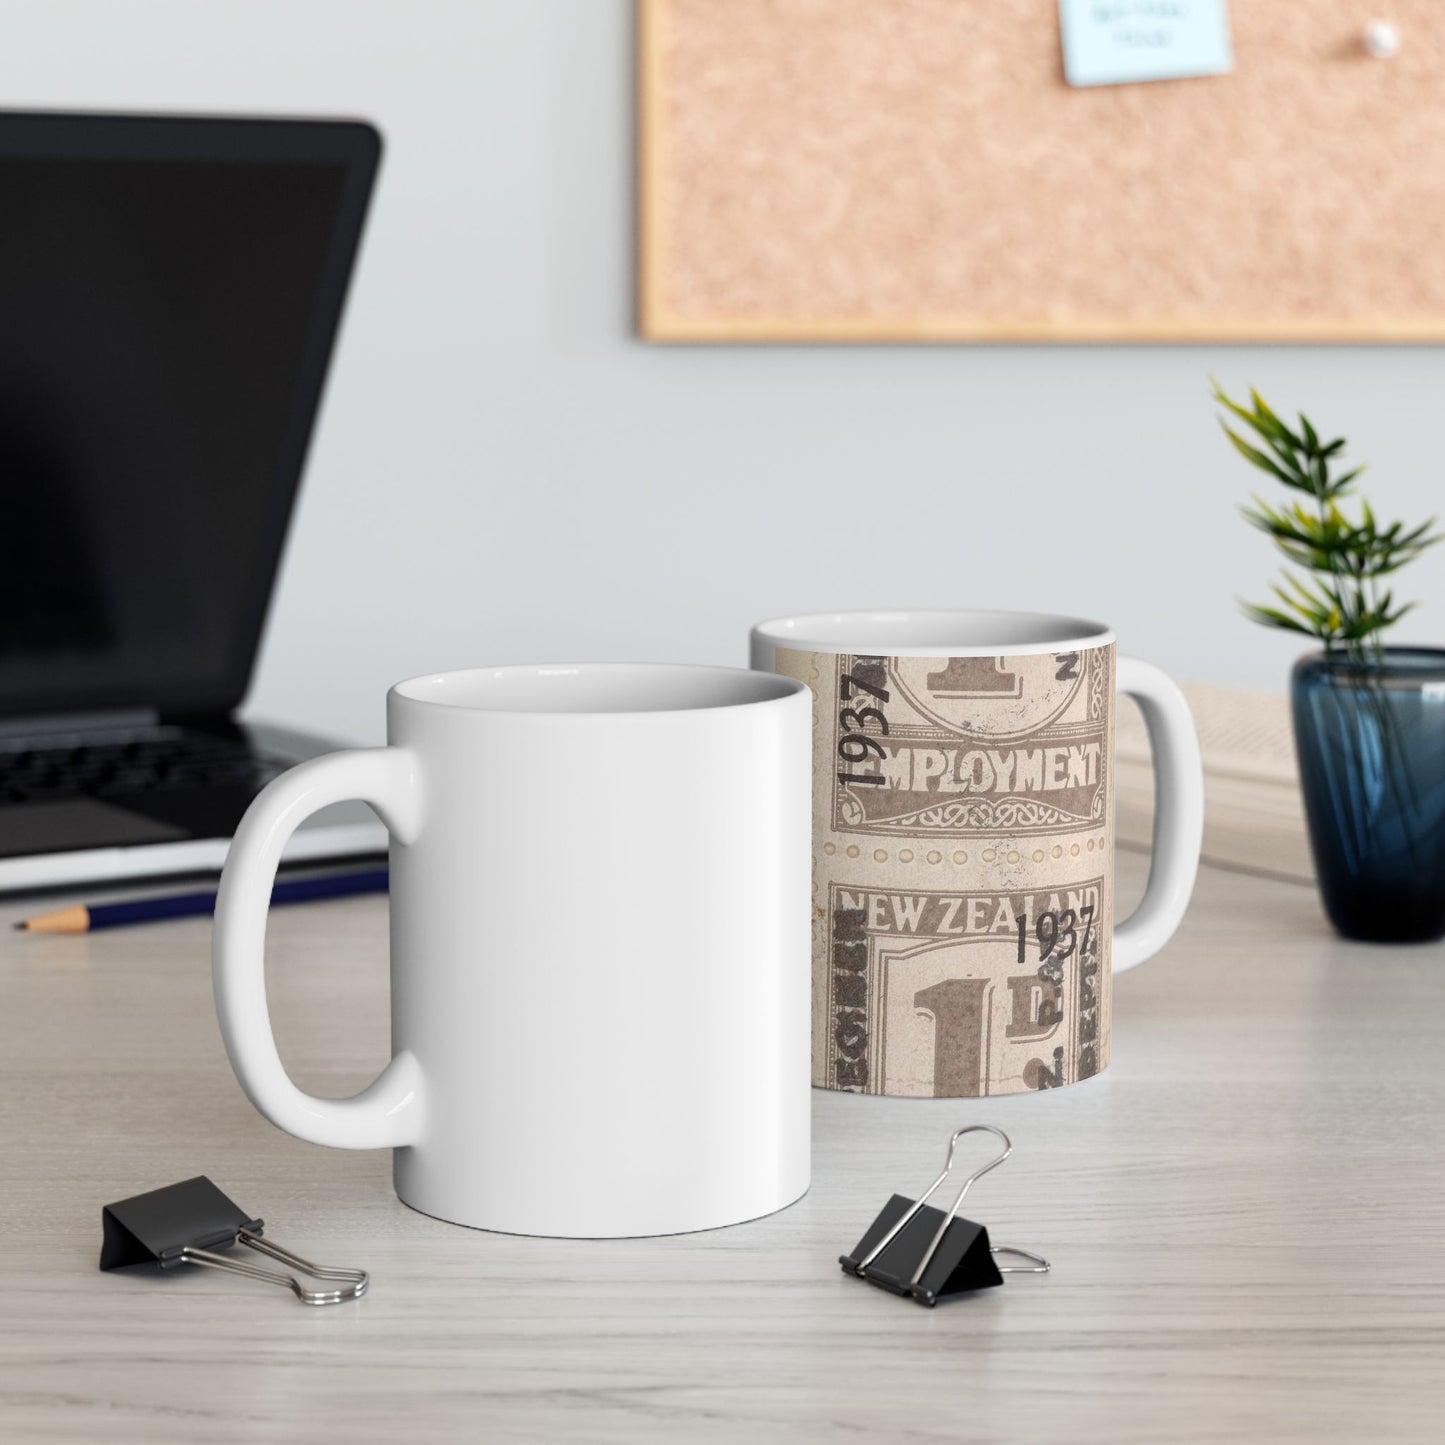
[1363,20,1401,59]
[840,1125,1048,1307]
[100,1176,368,1305]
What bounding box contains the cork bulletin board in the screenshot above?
[637,0,1445,342]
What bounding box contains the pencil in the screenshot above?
[14,867,389,934]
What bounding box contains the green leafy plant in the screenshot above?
[1215,381,1441,664]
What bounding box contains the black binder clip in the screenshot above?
[839,1125,1049,1307]
[100,1176,368,1306]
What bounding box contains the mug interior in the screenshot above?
[392,662,802,715]
[752,608,1113,656]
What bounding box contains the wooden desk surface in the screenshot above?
[2,854,1442,1443]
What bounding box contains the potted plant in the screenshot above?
[1216,383,1445,942]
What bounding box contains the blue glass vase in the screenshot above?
[1291,648,1445,942]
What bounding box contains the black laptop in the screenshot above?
[0,112,387,891]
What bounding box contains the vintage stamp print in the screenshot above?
[773,641,1116,1097]
[825,877,1108,1097]
[823,648,1110,837]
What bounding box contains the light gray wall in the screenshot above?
[10,0,1445,742]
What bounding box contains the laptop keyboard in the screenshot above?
[0,729,288,806]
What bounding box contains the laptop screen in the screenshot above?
[0,116,378,719]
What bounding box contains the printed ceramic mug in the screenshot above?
[750,611,1204,1098]
[212,663,812,1237]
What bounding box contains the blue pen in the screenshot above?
[15,867,389,933]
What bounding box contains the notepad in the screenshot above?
[1116,682,1313,883]
[1059,0,1233,88]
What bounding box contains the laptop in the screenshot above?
[0,112,388,892]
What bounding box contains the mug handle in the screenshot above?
[212,747,427,1148]
[1113,659,1205,974]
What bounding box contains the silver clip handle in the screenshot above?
[908,1124,1013,1287]
[992,1245,1050,1274]
[179,1228,368,1305]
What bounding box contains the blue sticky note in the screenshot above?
[1059,0,1233,87]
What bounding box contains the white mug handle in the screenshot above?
[1112,658,1204,974]
[212,747,427,1148]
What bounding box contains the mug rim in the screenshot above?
[390,661,808,717]
[751,608,1115,657]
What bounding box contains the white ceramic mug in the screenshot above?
[212,663,812,1237]
[751,611,1204,1097]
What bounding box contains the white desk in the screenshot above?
[2,854,1442,1443]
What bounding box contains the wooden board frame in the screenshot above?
[637,0,1445,344]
